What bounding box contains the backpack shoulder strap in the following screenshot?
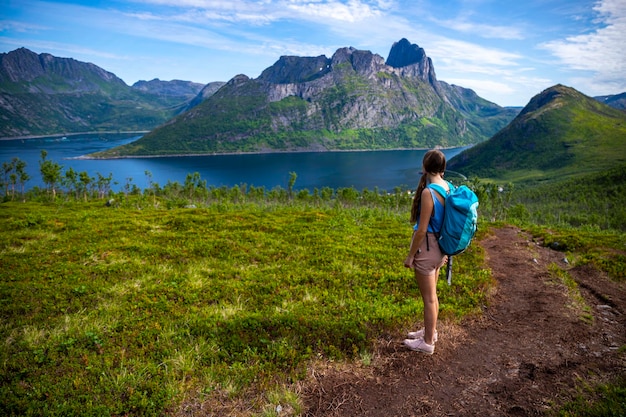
[428,183,450,200]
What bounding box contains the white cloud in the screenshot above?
[430,39,522,68]
[286,0,382,23]
[446,78,516,94]
[0,37,125,61]
[0,20,47,33]
[132,0,245,8]
[431,17,525,40]
[539,0,626,93]
[131,0,384,24]
[442,75,556,107]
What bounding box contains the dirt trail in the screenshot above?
[302,226,626,416]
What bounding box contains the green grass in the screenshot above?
[547,263,594,323]
[1,161,625,415]
[521,223,626,282]
[0,200,490,416]
[552,376,626,417]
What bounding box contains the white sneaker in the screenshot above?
[403,337,435,355]
[407,328,438,343]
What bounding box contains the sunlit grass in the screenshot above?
[548,263,594,324]
[1,198,621,416]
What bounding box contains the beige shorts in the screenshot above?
[411,233,447,276]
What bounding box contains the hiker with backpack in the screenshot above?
[403,149,479,355]
[403,149,449,354]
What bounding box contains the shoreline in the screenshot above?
[1,130,469,159]
[75,145,465,160]
[0,131,149,141]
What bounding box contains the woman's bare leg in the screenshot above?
[415,268,439,345]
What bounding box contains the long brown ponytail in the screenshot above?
[410,149,446,224]
[410,174,427,224]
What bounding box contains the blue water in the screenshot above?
[0,133,469,192]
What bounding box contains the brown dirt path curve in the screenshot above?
[302,226,626,416]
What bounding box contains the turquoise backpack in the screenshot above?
[428,182,479,284]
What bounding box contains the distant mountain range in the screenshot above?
[0,47,223,138]
[594,92,626,111]
[93,39,520,157]
[1,42,624,162]
[448,84,626,180]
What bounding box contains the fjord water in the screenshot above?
[0,133,469,192]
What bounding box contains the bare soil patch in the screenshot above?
[302,226,626,416]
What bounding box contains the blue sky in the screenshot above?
[1,0,624,107]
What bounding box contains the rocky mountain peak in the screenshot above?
[386,38,437,82]
[0,47,45,82]
[331,47,387,77]
[0,47,125,92]
[258,46,389,88]
[386,38,426,68]
[516,84,586,121]
[258,55,331,84]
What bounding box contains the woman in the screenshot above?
[403,149,449,355]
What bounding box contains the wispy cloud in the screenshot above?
[119,1,395,59]
[445,78,517,95]
[0,20,48,33]
[286,0,383,23]
[0,36,126,61]
[539,0,626,93]
[3,0,622,105]
[130,0,385,24]
[431,16,525,40]
[430,38,523,69]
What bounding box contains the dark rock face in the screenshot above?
[385,38,436,82]
[386,38,426,68]
[258,55,332,84]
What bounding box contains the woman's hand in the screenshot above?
[404,254,414,269]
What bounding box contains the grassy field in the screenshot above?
[0,199,491,416]
[1,173,624,416]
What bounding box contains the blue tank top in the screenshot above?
[413,182,449,233]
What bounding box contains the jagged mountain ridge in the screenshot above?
[97,38,518,157]
[132,79,206,99]
[448,84,626,180]
[0,48,215,138]
[0,47,125,93]
[184,81,227,110]
[594,92,626,111]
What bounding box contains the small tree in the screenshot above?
[39,150,62,199]
[96,173,113,199]
[64,167,78,199]
[79,171,93,201]
[9,172,16,200]
[288,172,297,199]
[15,159,30,201]
[2,159,15,198]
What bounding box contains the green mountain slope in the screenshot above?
[0,48,205,138]
[94,39,517,157]
[448,84,626,182]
